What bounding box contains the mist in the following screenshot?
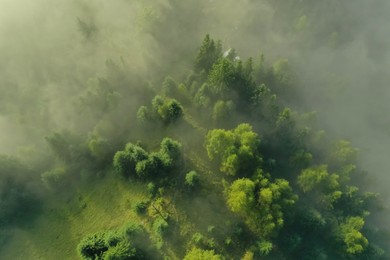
[1,0,390,258]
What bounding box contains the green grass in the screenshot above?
[1,173,148,259]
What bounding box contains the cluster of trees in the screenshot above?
[113,138,182,181]
[0,27,388,259]
[75,34,389,259]
[137,95,183,126]
[77,223,156,259]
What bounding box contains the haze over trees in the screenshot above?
[0,0,390,259]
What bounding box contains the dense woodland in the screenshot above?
[1,0,390,259]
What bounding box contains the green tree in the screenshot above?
[113,143,148,178]
[205,123,260,176]
[183,247,223,260]
[339,216,368,255]
[226,178,256,213]
[194,34,222,73]
[185,171,200,189]
[77,232,109,259]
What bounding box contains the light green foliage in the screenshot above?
[226,175,297,238]
[226,178,256,213]
[298,165,340,193]
[256,178,297,236]
[330,140,358,165]
[258,240,273,255]
[153,217,169,238]
[339,216,368,255]
[205,129,235,162]
[295,15,308,31]
[185,171,199,188]
[205,123,260,176]
[183,247,223,260]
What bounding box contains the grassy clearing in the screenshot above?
[0,173,148,259]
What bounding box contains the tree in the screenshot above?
[183,247,223,260]
[77,232,109,259]
[135,153,164,179]
[226,174,297,239]
[185,171,199,189]
[205,123,260,176]
[298,165,339,193]
[208,58,235,97]
[226,178,256,213]
[194,34,222,73]
[113,143,148,178]
[339,216,368,255]
[212,100,235,125]
[103,241,142,260]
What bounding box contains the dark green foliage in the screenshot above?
[159,137,182,168]
[113,144,148,178]
[77,223,151,260]
[77,232,109,259]
[194,34,222,73]
[152,217,169,238]
[41,166,67,189]
[142,95,183,125]
[162,76,178,96]
[134,201,148,215]
[113,138,182,182]
[77,17,98,39]
[0,155,41,226]
[184,171,199,189]
[135,153,164,179]
[147,182,157,198]
[136,106,150,124]
[103,241,142,260]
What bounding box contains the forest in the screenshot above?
[1,0,390,259]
